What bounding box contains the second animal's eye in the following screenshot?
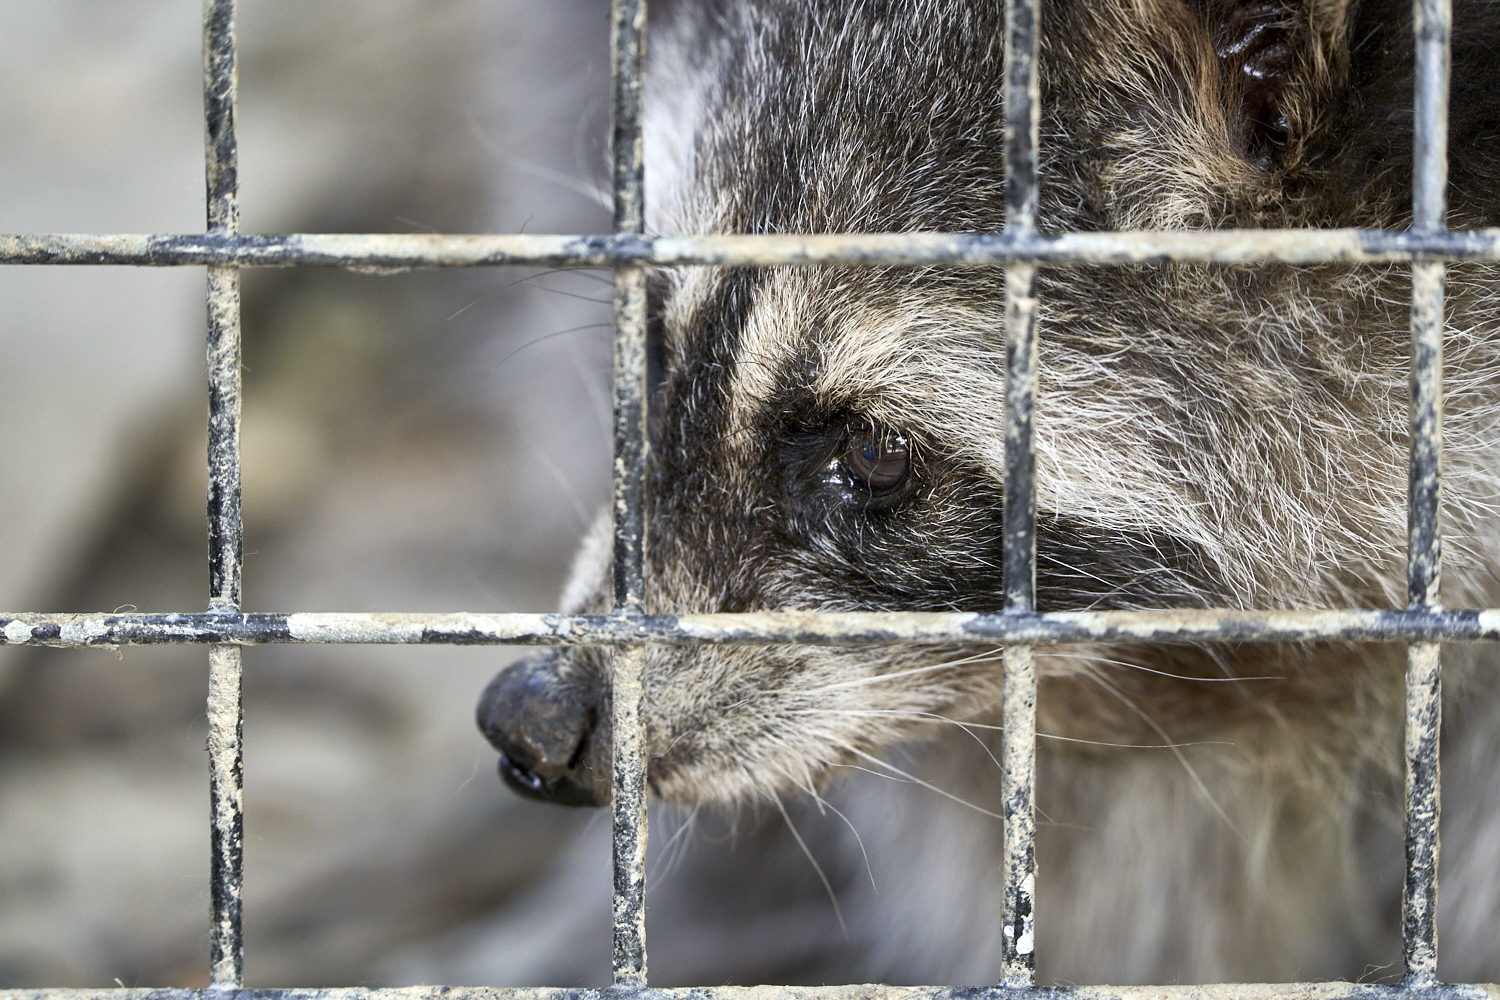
[842,423,911,494]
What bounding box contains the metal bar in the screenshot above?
[609,0,645,241]
[1000,264,1039,985]
[10,607,1500,648]
[1403,641,1443,984]
[203,0,244,988]
[611,264,647,609]
[1000,643,1037,983]
[206,644,244,989]
[1000,0,1041,983]
[1003,265,1038,613]
[1409,260,1445,609]
[608,0,649,987]
[610,646,649,984]
[204,0,241,612]
[1402,0,1451,984]
[13,228,1500,268]
[1412,0,1451,238]
[2,983,1498,1000]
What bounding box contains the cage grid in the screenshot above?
[0,0,1494,997]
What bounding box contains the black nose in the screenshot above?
[477,655,607,808]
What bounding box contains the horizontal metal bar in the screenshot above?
[2,983,1497,1000]
[3,229,1500,269]
[7,607,1500,648]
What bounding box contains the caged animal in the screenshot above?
[478,0,1500,986]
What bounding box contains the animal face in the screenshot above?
[478,0,1500,816]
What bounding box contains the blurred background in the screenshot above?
[0,0,618,986]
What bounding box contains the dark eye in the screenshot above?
[842,423,911,494]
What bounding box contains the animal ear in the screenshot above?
[1196,0,1356,168]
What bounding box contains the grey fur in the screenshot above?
[478,0,1500,985]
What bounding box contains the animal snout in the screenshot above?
[476,654,608,808]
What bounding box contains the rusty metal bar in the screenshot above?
[9,607,1500,648]
[1000,0,1041,983]
[608,0,649,987]
[11,228,1500,269]
[1,982,1498,1000]
[1402,0,1451,985]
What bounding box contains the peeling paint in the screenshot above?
[1,983,1499,1000]
[6,229,1500,270]
[607,0,649,985]
[1400,0,1448,980]
[202,0,245,986]
[3,608,1500,648]
[1001,645,1037,985]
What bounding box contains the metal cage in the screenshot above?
[1,0,1495,998]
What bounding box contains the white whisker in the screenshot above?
[777,760,880,895]
[1086,670,1242,836]
[1043,650,1283,684]
[833,742,1003,821]
[800,648,1004,695]
[793,708,1003,772]
[772,792,848,939]
[650,804,701,881]
[797,707,1234,751]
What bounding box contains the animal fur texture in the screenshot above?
[478,0,1500,985]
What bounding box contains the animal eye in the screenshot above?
[842,423,911,494]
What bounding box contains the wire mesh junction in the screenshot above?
[0,0,1491,996]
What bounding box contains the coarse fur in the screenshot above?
[479,0,1500,985]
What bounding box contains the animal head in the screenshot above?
[479,0,1500,808]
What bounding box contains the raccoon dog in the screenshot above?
[478,0,1500,986]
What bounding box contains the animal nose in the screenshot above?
[476,654,607,808]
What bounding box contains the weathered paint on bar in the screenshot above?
[202,0,246,987]
[1000,0,1042,983]
[1,982,1498,1000]
[1401,0,1452,983]
[8,229,1500,269]
[606,0,650,987]
[205,644,243,989]
[6,608,1500,648]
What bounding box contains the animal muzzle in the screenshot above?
[476,653,609,808]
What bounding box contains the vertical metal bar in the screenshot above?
[1403,0,1450,985]
[1003,263,1038,613]
[610,0,647,613]
[609,644,649,986]
[203,0,244,988]
[1001,0,1041,987]
[609,0,649,988]
[1000,640,1038,986]
[206,643,245,988]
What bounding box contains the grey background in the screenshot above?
[0,1,617,986]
